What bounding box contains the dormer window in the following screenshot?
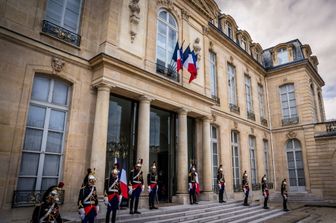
[241,38,247,51]
[226,22,233,39]
[277,48,289,65]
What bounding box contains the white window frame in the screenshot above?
[211,125,219,191]
[249,136,257,185]
[18,75,70,191]
[231,131,240,187]
[45,0,83,33]
[279,84,297,120]
[228,64,237,106]
[263,140,270,181]
[258,84,265,118]
[277,48,289,65]
[156,9,178,68]
[209,51,218,98]
[245,75,253,113]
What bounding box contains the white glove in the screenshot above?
[96,205,99,214]
[104,197,109,206]
[148,186,152,193]
[119,196,123,206]
[218,184,221,189]
[188,183,192,190]
[128,186,133,195]
[79,208,85,220]
[157,185,159,190]
[142,185,145,192]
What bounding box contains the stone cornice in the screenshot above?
[89,53,216,107]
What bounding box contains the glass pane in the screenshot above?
[294,140,300,149]
[45,0,64,25]
[159,11,167,20]
[27,105,46,128]
[46,131,63,153]
[17,177,36,190]
[158,21,166,35]
[52,80,69,106]
[168,14,176,27]
[298,178,306,186]
[31,76,50,102]
[157,47,166,62]
[157,34,166,48]
[19,152,39,176]
[287,152,295,168]
[41,178,58,190]
[43,155,60,176]
[24,128,43,151]
[49,110,65,131]
[212,143,217,154]
[168,28,176,50]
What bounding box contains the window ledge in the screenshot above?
[230,103,240,114]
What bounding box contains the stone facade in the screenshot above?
[0,0,335,221]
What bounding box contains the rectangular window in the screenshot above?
[258,84,265,118]
[277,48,289,65]
[209,52,217,98]
[280,84,297,119]
[231,131,240,189]
[263,140,271,182]
[45,0,83,33]
[245,75,253,112]
[211,126,219,192]
[228,64,237,106]
[18,75,70,193]
[249,136,257,185]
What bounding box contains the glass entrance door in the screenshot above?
[150,107,176,202]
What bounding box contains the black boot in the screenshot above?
[134,198,141,214]
[129,198,134,214]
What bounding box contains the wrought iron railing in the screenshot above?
[156,62,179,82]
[247,111,256,121]
[42,20,81,46]
[229,103,240,114]
[326,121,336,132]
[12,190,64,208]
[282,116,299,126]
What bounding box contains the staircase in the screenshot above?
[269,192,324,203]
[64,200,286,223]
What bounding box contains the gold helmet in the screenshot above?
[151,161,157,170]
[218,164,223,172]
[136,158,143,168]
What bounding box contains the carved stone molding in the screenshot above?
[157,0,178,17]
[209,41,214,51]
[283,77,288,83]
[230,56,234,63]
[51,57,65,73]
[181,9,190,21]
[287,131,297,139]
[193,37,201,62]
[233,121,238,129]
[129,0,140,43]
[250,127,254,134]
[202,25,209,36]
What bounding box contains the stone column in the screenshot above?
[136,95,152,176]
[90,83,111,192]
[177,108,188,194]
[202,116,212,192]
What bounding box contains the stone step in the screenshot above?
[119,202,243,223]
[227,209,284,223]
[181,205,263,223]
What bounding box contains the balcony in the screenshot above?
[315,120,336,138]
[12,190,65,208]
[247,111,256,121]
[282,116,299,126]
[42,20,81,46]
[156,61,180,82]
[229,103,240,114]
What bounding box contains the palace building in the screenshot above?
[0,0,335,221]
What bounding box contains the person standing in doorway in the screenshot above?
[128,159,144,214]
[217,165,226,203]
[188,163,199,205]
[147,161,159,209]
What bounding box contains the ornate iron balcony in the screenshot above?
[247,111,256,121]
[282,116,299,126]
[156,62,180,82]
[229,103,240,114]
[326,121,336,132]
[12,190,65,208]
[42,20,81,46]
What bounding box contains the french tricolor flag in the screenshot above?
[183,46,198,83]
[195,172,200,195]
[120,168,128,199]
[172,42,183,72]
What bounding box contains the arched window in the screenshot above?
[286,139,305,191]
[226,22,233,39]
[17,74,70,196]
[156,10,178,68]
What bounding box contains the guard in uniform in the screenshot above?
[217,165,226,203]
[147,161,159,209]
[242,171,249,206]
[78,170,99,223]
[104,167,121,223]
[261,174,269,209]
[128,159,144,214]
[188,163,199,205]
[281,178,289,211]
[31,183,63,223]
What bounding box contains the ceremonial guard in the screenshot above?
[147,161,159,209]
[217,165,226,203]
[242,171,250,206]
[31,183,63,223]
[104,166,122,223]
[128,159,144,214]
[78,169,99,223]
[281,178,289,211]
[261,174,269,209]
[188,163,199,205]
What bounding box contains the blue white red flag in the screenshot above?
[172,41,183,72]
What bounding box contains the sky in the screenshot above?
[215,0,336,120]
